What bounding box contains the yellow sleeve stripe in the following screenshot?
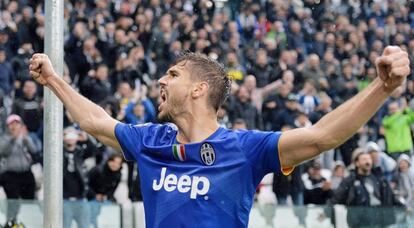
[277,136,295,176]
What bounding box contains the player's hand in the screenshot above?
[375,46,410,93]
[29,53,57,86]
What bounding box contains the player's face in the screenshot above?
[158,62,193,122]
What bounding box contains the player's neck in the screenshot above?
[174,111,219,144]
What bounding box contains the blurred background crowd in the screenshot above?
[1,0,414,227]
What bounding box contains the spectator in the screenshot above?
[128,45,155,83]
[17,6,38,46]
[232,118,247,130]
[236,5,256,43]
[312,32,325,57]
[115,82,134,113]
[226,52,246,84]
[0,48,14,98]
[308,92,332,123]
[119,85,156,124]
[376,86,406,127]
[302,54,324,86]
[12,80,42,134]
[123,102,146,125]
[330,161,346,190]
[302,160,333,205]
[271,93,300,131]
[335,61,359,103]
[243,75,282,113]
[228,86,262,130]
[391,154,414,209]
[287,20,305,57]
[262,82,293,130]
[96,22,117,67]
[330,149,403,227]
[320,49,340,78]
[266,21,287,50]
[11,42,33,89]
[0,114,37,220]
[294,112,312,129]
[337,131,361,167]
[126,158,143,202]
[0,28,18,59]
[357,66,376,92]
[365,141,396,181]
[149,14,178,76]
[298,81,320,114]
[247,49,275,88]
[87,153,123,228]
[217,104,230,129]
[80,64,112,104]
[382,101,414,160]
[112,53,136,90]
[63,127,97,228]
[64,21,89,81]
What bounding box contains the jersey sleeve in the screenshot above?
[238,130,293,175]
[114,122,152,161]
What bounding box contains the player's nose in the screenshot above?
[158,74,168,86]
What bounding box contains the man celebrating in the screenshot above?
[29,46,409,227]
[330,149,402,227]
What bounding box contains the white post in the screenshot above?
[43,0,64,227]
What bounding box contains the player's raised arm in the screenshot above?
[29,53,121,150]
[278,46,410,168]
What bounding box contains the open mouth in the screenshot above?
[159,88,167,111]
[161,90,166,102]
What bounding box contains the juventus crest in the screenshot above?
[200,143,215,166]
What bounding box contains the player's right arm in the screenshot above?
[29,53,121,150]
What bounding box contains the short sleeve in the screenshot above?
[238,130,293,175]
[114,123,151,161]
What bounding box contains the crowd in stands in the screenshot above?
[1,0,414,227]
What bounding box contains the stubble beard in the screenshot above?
[158,93,189,123]
[158,110,174,123]
[358,164,372,176]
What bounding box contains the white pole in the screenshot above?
[43,0,64,227]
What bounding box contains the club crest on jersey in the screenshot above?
[172,144,186,161]
[200,143,215,166]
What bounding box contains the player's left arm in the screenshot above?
[278,46,410,168]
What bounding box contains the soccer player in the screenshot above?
[29,46,409,227]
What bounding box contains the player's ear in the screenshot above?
[192,81,209,98]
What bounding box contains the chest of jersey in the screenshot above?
[136,137,257,227]
[138,139,253,200]
[115,123,281,227]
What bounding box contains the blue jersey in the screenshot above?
[115,123,286,228]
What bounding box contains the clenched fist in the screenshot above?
[376,46,411,93]
[29,53,57,86]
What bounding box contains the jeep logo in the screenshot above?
[152,167,210,199]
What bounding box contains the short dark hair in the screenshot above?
[174,51,231,111]
[107,153,124,162]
